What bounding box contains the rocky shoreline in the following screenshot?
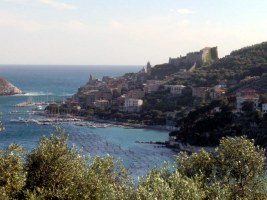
[0,77,23,96]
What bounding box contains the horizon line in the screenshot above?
[0,64,145,67]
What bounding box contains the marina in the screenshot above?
[15,96,55,107]
[10,116,131,128]
[15,102,48,107]
[10,100,139,128]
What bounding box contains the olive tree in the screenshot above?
[134,167,174,200]
[176,136,267,199]
[24,129,87,199]
[0,125,266,200]
[24,128,133,200]
[134,164,205,200]
[82,156,133,200]
[0,144,26,199]
[217,137,266,199]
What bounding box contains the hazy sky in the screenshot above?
[0,0,266,65]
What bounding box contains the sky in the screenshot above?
[0,0,266,65]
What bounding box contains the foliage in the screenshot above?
[172,96,267,147]
[0,127,266,199]
[23,128,133,199]
[134,165,205,200]
[0,144,26,199]
[176,136,267,199]
[134,167,174,200]
[242,101,254,113]
[82,156,133,200]
[24,128,87,199]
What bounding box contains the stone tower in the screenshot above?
[87,74,95,85]
[145,61,152,76]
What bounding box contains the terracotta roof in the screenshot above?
[237,95,259,99]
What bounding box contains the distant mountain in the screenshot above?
[0,77,23,96]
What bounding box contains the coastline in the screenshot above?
[42,113,176,132]
[69,117,216,153]
[82,118,176,132]
[167,141,215,153]
[21,112,215,153]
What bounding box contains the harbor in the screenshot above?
[9,116,141,129]
[15,96,49,107]
[0,65,175,181]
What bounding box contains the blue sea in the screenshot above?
[0,65,176,178]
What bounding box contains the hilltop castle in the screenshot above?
[169,47,218,68]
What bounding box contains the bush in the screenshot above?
[0,127,266,199]
[0,144,26,199]
[176,136,267,199]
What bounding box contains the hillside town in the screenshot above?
[45,46,267,133]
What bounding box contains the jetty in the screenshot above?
[9,117,112,128]
[15,101,48,107]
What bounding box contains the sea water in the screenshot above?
[0,65,176,178]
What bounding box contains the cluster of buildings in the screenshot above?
[71,72,145,112]
[65,61,230,115]
[62,57,266,119]
[192,85,226,101]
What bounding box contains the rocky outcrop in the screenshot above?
[0,77,23,96]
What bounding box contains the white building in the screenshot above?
[262,103,267,113]
[165,85,186,95]
[124,98,143,112]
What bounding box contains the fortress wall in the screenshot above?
[169,47,218,67]
[186,52,202,65]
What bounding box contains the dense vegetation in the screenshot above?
[150,63,191,79]
[0,127,266,199]
[170,96,267,147]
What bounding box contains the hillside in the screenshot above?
[0,77,23,95]
[150,47,218,79]
[190,42,267,88]
[169,42,267,88]
[170,96,267,148]
[168,42,267,148]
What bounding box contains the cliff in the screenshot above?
[0,77,23,96]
